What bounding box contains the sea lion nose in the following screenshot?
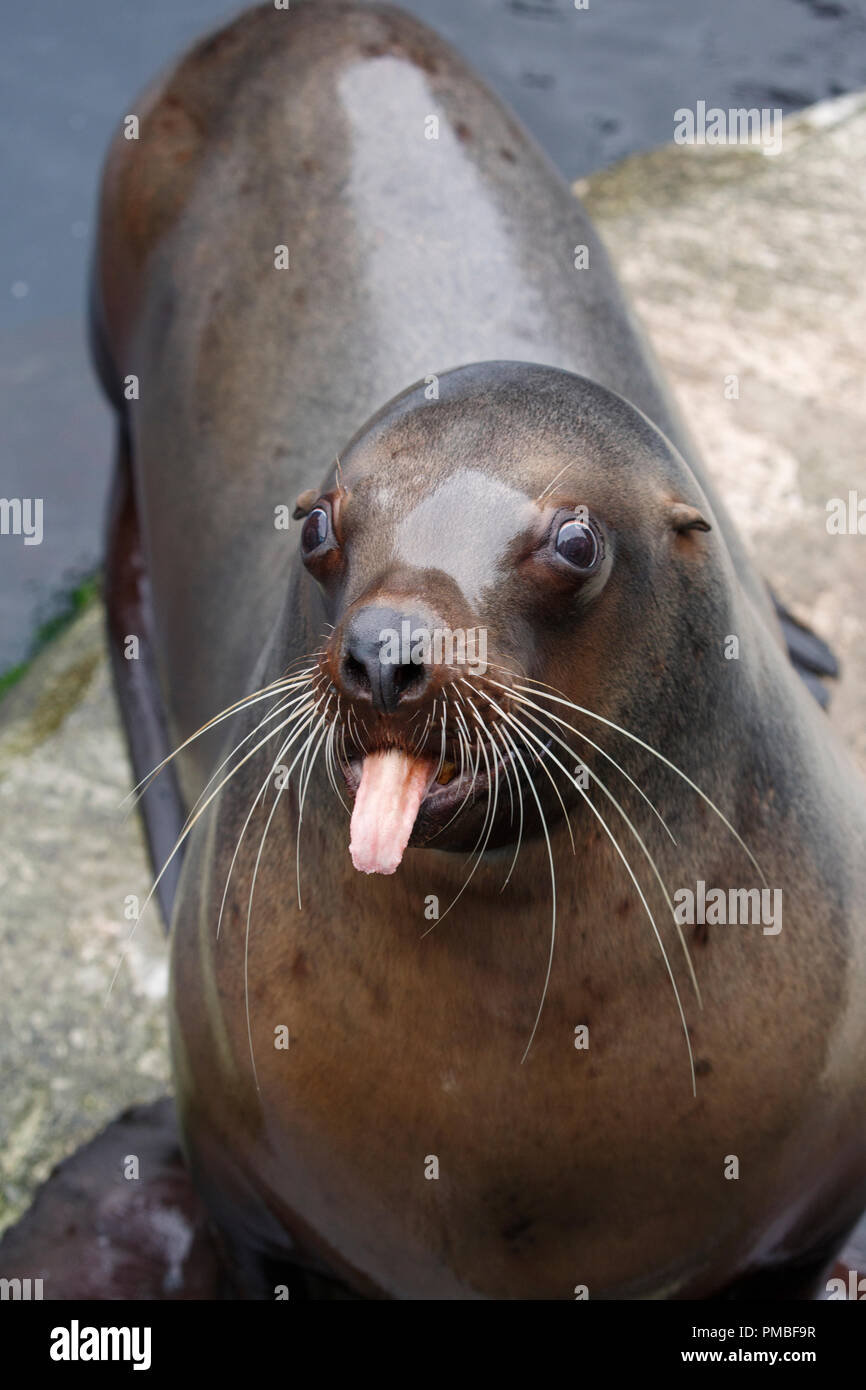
[341,605,432,713]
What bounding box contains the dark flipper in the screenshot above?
[719,1206,866,1300]
[771,591,839,711]
[0,1100,223,1299]
[0,1100,360,1300]
[105,423,186,927]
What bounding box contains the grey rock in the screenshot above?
[0,602,169,1233]
[579,92,866,772]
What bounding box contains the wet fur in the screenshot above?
[93,2,866,1298]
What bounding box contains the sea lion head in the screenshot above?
[293,362,717,871]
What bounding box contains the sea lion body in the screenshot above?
[93,2,866,1298]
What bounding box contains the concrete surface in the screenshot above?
[580,90,866,772]
[0,604,169,1232]
[1,92,865,1233]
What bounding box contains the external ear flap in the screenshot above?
[670,503,711,533]
[293,489,319,520]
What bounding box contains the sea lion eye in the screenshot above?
[554,518,600,572]
[301,506,329,554]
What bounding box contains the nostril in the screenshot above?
[341,606,435,709]
[343,652,371,694]
[393,660,426,698]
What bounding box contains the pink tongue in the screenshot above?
[350,749,436,875]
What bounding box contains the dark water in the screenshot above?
[2,0,865,672]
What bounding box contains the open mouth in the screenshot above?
[340,733,552,873]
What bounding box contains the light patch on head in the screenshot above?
[392,468,531,606]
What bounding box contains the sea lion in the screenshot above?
[91,1,866,1299]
